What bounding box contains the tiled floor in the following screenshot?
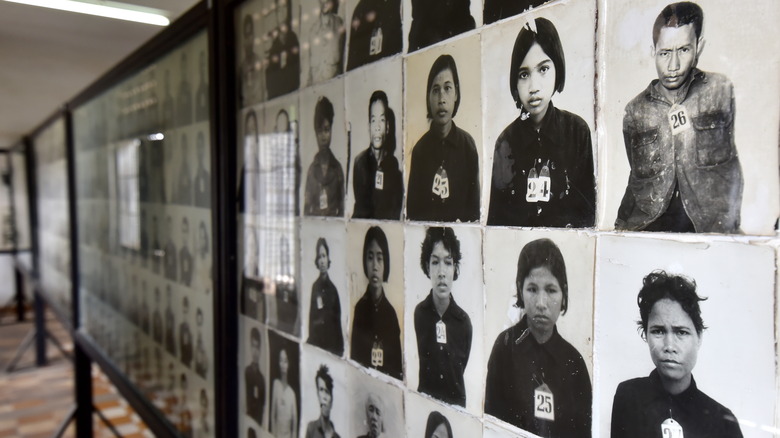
[0,309,151,438]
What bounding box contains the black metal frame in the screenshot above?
[9,0,251,436]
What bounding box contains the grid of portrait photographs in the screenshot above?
[32,117,73,320]
[233,0,780,437]
[72,31,215,438]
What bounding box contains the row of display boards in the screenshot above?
[6,0,780,437]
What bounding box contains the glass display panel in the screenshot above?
[72,30,214,438]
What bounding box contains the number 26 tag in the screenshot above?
[534,383,555,421]
[668,105,691,135]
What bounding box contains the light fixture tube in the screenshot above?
[4,0,170,26]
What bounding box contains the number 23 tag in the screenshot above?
[668,105,691,135]
[661,418,684,438]
[534,383,555,421]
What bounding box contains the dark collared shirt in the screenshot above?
[407,122,480,222]
[617,69,742,233]
[488,104,595,228]
[307,274,344,356]
[304,417,341,438]
[414,292,472,406]
[611,370,742,438]
[485,316,591,437]
[352,147,403,220]
[350,288,403,380]
[245,362,265,425]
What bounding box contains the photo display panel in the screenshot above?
[32,117,72,320]
[230,0,780,437]
[72,30,215,438]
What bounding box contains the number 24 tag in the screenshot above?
[661,418,684,438]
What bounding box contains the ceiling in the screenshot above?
[0,0,198,148]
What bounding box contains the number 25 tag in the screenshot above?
[534,383,555,421]
[668,105,691,135]
[661,418,684,438]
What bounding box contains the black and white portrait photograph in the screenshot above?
[347,222,404,380]
[267,329,301,438]
[482,2,597,228]
[598,0,780,234]
[177,51,194,127]
[258,96,301,337]
[299,0,347,87]
[241,322,270,430]
[299,344,350,438]
[402,0,478,53]
[345,0,402,71]
[240,107,264,215]
[265,0,302,100]
[404,36,482,223]
[404,391,483,438]
[348,366,405,438]
[193,129,211,209]
[301,218,348,357]
[403,225,484,414]
[595,236,776,438]
[482,0,552,25]
[483,229,594,437]
[237,4,265,107]
[300,80,347,218]
[344,57,404,221]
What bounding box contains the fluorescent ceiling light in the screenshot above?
[4,0,170,26]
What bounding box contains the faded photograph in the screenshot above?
[404,225,484,414]
[345,57,404,220]
[595,236,776,438]
[484,229,594,437]
[301,83,347,218]
[405,38,482,223]
[348,223,404,380]
[300,0,346,86]
[599,0,780,234]
[345,0,402,71]
[406,0,475,52]
[486,13,595,228]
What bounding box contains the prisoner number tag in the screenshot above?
[432,166,450,199]
[319,189,328,210]
[316,295,323,310]
[253,386,258,399]
[281,51,288,69]
[375,170,384,190]
[668,105,691,135]
[370,28,383,56]
[371,342,384,367]
[534,383,555,421]
[436,320,447,344]
[661,418,684,438]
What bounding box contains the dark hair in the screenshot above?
[314,96,335,132]
[243,14,254,37]
[368,90,396,155]
[653,2,703,45]
[420,227,461,281]
[515,238,568,314]
[245,110,258,138]
[509,17,565,109]
[426,55,461,119]
[424,411,452,438]
[250,327,261,345]
[363,226,390,281]
[637,270,707,337]
[314,237,330,268]
[315,364,334,395]
[276,109,291,132]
